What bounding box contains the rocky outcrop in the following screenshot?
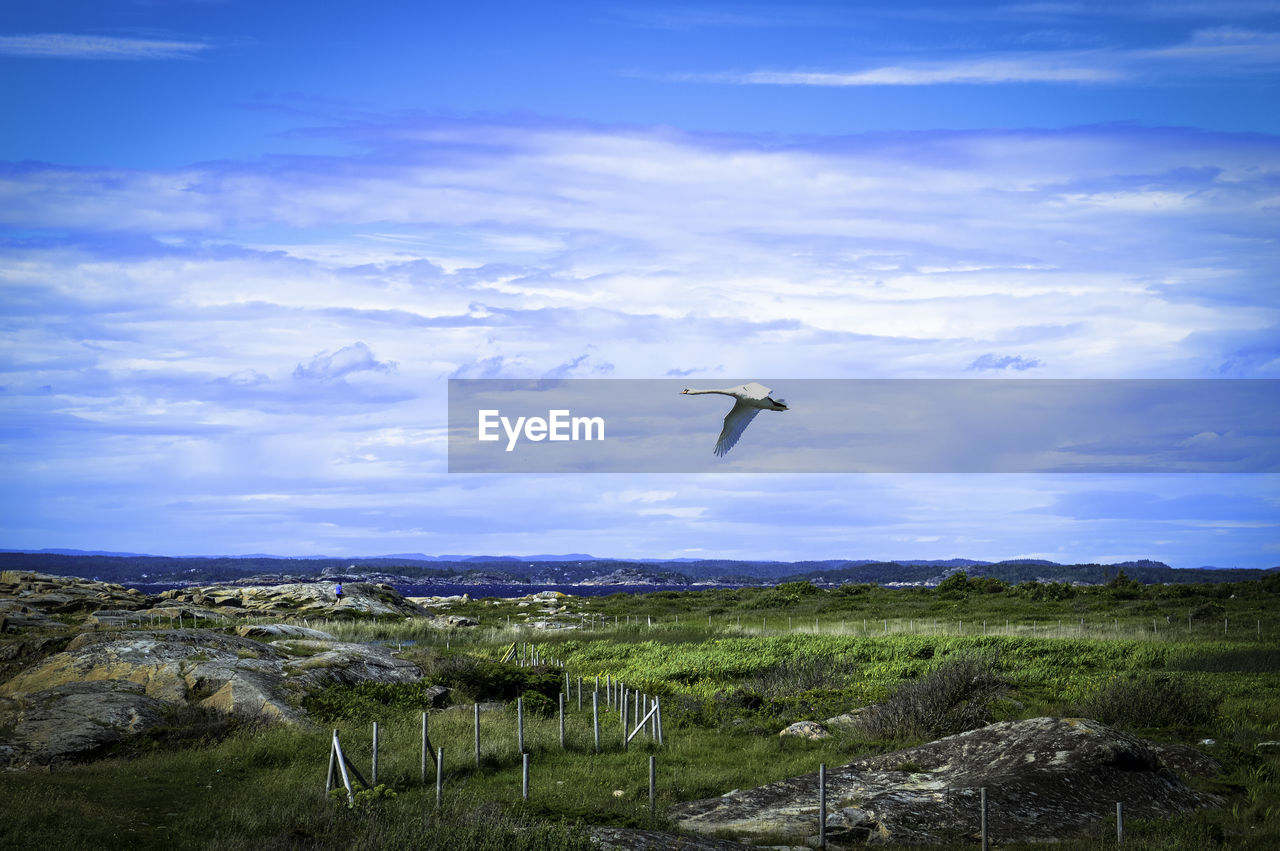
[673,717,1220,847]
[0,571,149,623]
[0,681,167,766]
[0,627,422,766]
[158,581,430,619]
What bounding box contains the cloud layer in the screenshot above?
[2,115,1277,563]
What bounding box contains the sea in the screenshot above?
[130,582,745,598]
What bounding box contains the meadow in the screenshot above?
[3,572,1279,849]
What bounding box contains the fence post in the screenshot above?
[656,697,664,746]
[421,712,428,784]
[326,728,337,794]
[474,703,481,768]
[435,747,443,809]
[818,763,826,849]
[372,721,379,785]
[593,691,600,753]
[981,787,988,851]
[577,676,582,710]
[559,692,565,749]
[522,753,530,800]
[518,697,525,754]
[1116,801,1124,845]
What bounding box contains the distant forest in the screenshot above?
[1,551,1273,587]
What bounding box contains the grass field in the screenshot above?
[3,573,1278,849]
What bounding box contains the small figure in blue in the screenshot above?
[334,582,344,604]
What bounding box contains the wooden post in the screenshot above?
[980,787,988,851]
[421,712,428,784]
[559,692,565,749]
[1116,801,1124,845]
[649,754,656,817]
[622,687,629,747]
[577,676,582,710]
[655,697,664,746]
[818,763,826,849]
[518,696,525,754]
[372,721,379,785]
[474,703,481,767]
[522,753,530,800]
[593,691,600,753]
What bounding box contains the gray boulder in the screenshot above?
[0,629,422,766]
[780,721,831,740]
[672,717,1220,846]
[0,680,166,766]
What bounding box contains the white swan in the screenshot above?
[681,382,788,457]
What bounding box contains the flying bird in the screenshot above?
[681,382,788,457]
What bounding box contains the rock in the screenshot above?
[588,826,755,849]
[1150,742,1222,778]
[672,717,1221,846]
[1257,741,1280,753]
[0,629,422,765]
[236,623,337,640]
[780,721,831,740]
[162,581,430,619]
[82,609,148,628]
[424,684,452,709]
[0,680,167,766]
[0,601,65,631]
[0,571,150,616]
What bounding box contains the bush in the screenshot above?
[1189,601,1226,622]
[1074,674,1221,729]
[856,655,1006,740]
[745,652,858,697]
[304,681,446,721]
[428,654,562,703]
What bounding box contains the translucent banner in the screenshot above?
[447,379,1280,474]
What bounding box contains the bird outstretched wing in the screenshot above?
[714,400,761,457]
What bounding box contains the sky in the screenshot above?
[1,0,1278,567]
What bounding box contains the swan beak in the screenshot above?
[680,388,690,394]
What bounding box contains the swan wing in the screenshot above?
[714,399,761,457]
[740,382,772,400]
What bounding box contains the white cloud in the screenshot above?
[0,33,212,60]
[713,59,1120,86]
[3,117,1277,561]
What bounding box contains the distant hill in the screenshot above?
[0,551,1274,588]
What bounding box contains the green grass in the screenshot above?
[3,577,1280,849]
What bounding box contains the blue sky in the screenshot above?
[2,0,1278,566]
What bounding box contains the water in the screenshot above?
[128,582,741,598]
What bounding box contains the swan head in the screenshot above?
[680,388,691,394]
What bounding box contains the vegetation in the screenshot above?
[2,572,1279,849]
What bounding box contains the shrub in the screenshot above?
[1074,674,1221,729]
[304,681,446,721]
[1189,601,1226,622]
[856,655,1006,740]
[745,652,859,697]
[428,654,562,703]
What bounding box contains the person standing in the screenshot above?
[334,582,344,604]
